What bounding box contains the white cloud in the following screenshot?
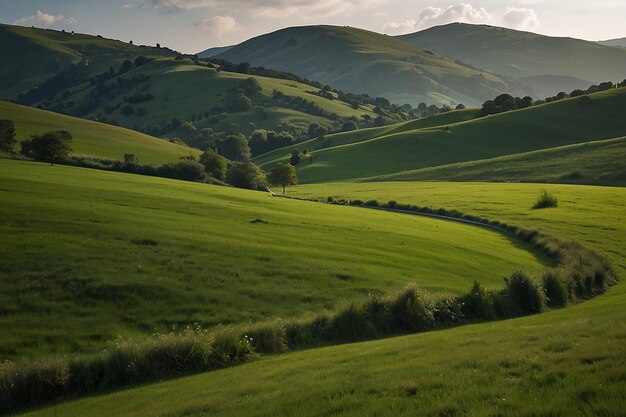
[14,10,77,27]
[502,7,540,30]
[383,19,417,35]
[383,3,540,35]
[147,0,386,17]
[196,15,239,40]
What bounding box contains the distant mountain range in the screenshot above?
[599,37,626,48]
[397,23,626,99]
[214,25,524,107]
[203,23,626,104]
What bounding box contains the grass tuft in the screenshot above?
[532,190,559,209]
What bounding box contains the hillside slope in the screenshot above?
[370,135,626,186]
[256,88,626,183]
[0,159,546,358]
[398,23,626,98]
[0,24,386,146]
[20,182,626,417]
[0,23,173,100]
[0,100,196,164]
[217,25,523,106]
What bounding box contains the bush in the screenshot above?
[246,321,288,354]
[159,160,206,182]
[505,270,546,314]
[341,120,359,132]
[391,286,435,332]
[226,162,266,190]
[459,282,495,320]
[532,190,558,209]
[542,269,567,308]
[330,302,378,342]
[199,148,228,180]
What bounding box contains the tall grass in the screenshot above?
[0,203,617,415]
[532,190,559,209]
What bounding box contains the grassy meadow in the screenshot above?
[18,181,626,417]
[0,100,197,164]
[370,135,626,186]
[256,88,626,183]
[0,159,548,359]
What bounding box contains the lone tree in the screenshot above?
[269,163,298,194]
[0,120,17,152]
[21,130,72,165]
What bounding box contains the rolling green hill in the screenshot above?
[39,57,378,139]
[0,24,384,147]
[369,135,626,185]
[0,23,173,100]
[20,182,626,417]
[0,100,196,164]
[216,25,522,107]
[0,159,546,359]
[256,87,626,183]
[397,23,626,99]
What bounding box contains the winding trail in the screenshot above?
[269,190,512,235]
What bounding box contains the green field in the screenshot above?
[0,100,197,164]
[256,88,626,183]
[0,159,547,359]
[371,135,626,186]
[19,181,626,417]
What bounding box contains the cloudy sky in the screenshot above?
[1,0,625,53]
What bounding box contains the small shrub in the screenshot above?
[505,270,546,314]
[542,269,568,308]
[459,282,495,320]
[246,321,288,354]
[330,301,378,342]
[532,190,558,209]
[391,286,435,332]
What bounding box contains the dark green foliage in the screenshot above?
[533,190,558,209]
[0,120,17,152]
[159,160,206,182]
[341,120,359,132]
[391,286,435,332]
[269,163,298,193]
[199,148,228,180]
[542,269,568,308]
[20,130,72,165]
[0,328,253,414]
[218,134,250,162]
[289,152,301,166]
[505,270,546,314]
[246,323,288,354]
[226,162,266,189]
[459,282,495,320]
[330,302,379,342]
